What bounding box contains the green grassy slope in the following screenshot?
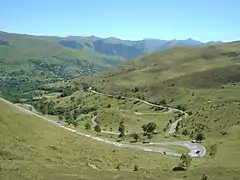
[0,31,125,79]
[61,42,240,138]
[1,94,240,180]
[2,41,240,179]
[38,90,175,141]
[94,41,240,85]
[36,86,240,180]
[0,99,182,180]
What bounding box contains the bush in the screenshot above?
[116,163,121,170]
[179,154,192,170]
[195,133,205,143]
[177,105,187,111]
[159,99,166,106]
[182,129,189,135]
[201,173,208,180]
[188,111,193,115]
[209,144,217,157]
[132,86,139,93]
[133,164,139,171]
[130,133,140,142]
[85,123,91,131]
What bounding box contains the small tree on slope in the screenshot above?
[131,133,140,142]
[85,122,91,131]
[118,121,125,141]
[179,154,192,170]
[94,124,101,136]
[195,133,205,143]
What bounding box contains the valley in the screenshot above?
[1,34,240,180]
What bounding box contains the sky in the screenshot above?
[0,0,239,42]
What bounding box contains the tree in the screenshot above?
[41,106,48,115]
[118,121,125,140]
[82,83,89,92]
[58,115,63,121]
[188,111,193,116]
[118,121,125,133]
[94,124,101,136]
[182,129,189,135]
[179,154,192,170]
[146,133,153,142]
[142,122,157,135]
[142,124,147,132]
[201,173,208,180]
[65,112,73,121]
[72,120,78,127]
[163,127,167,132]
[177,105,187,112]
[195,133,205,143]
[65,112,74,125]
[159,99,166,106]
[146,122,157,133]
[133,164,139,171]
[190,131,194,138]
[132,86,139,93]
[131,133,140,142]
[175,122,180,132]
[118,132,125,141]
[85,122,91,131]
[209,144,217,157]
[116,163,121,170]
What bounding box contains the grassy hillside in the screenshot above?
[2,40,240,179]
[1,94,240,180]
[0,31,125,79]
[35,41,240,179]
[57,42,240,139]
[0,31,125,102]
[86,41,239,95]
[0,99,180,180]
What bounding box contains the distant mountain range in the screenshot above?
[0,31,222,62]
[59,36,222,59]
[0,30,223,80]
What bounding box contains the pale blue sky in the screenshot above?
[0,0,239,42]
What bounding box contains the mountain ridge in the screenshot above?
[1,30,223,60]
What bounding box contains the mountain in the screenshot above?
[1,38,240,180]
[57,34,223,59]
[93,41,239,94]
[79,41,240,138]
[92,40,143,59]
[35,41,240,180]
[0,31,222,69]
[0,31,125,80]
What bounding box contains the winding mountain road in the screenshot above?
[90,89,187,135]
[89,89,206,157]
[0,90,206,157]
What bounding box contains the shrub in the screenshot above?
[133,164,139,171]
[116,163,121,170]
[182,129,189,135]
[195,133,205,143]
